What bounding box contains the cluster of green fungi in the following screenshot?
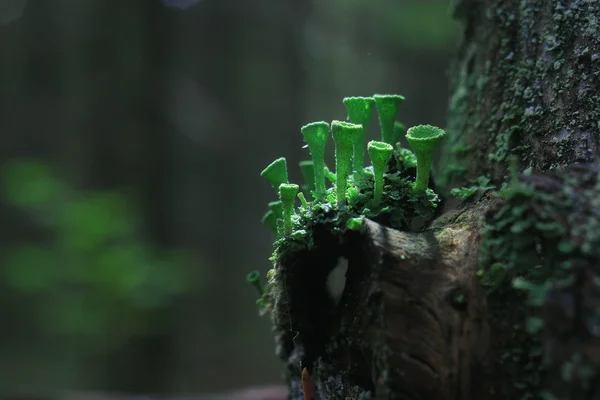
[247,94,447,312]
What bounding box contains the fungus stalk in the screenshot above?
[373,94,405,145]
[279,183,299,235]
[301,122,329,196]
[367,141,394,207]
[331,121,361,207]
[260,157,288,191]
[343,96,375,172]
[405,125,447,192]
[297,192,309,209]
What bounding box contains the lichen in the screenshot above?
[479,160,600,398]
[443,0,600,191]
[248,93,446,398]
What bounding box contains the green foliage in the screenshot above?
[1,159,189,347]
[479,162,600,397]
[450,175,496,200]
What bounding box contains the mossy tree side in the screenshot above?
[439,1,600,399]
[442,0,600,192]
[263,1,600,399]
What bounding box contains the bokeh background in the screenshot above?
[0,0,460,395]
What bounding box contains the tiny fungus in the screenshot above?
[405,125,447,192]
[297,192,310,209]
[331,120,362,206]
[367,140,394,207]
[373,94,405,145]
[268,200,283,218]
[343,96,375,172]
[299,160,316,199]
[261,201,284,236]
[246,270,264,296]
[279,183,299,235]
[301,122,329,196]
[261,210,277,235]
[260,157,289,191]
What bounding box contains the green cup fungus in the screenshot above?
[261,201,284,236]
[279,183,299,236]
[301,122,329,196]
[260,157,289,191]
[405,125,446,192]
[367,141,394,207]
[343,96,374,172]
[246,270,264,296]
[261,210,277,235]
[331,120,361,207]
[299,160,316,199]
[373,94,405,145]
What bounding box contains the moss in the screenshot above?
[479,162,600,397]
[443,0,600,193]
[450,175,496,200]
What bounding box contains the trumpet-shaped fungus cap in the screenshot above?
[299,160,316,192]
[331,120,362,149]
[301,121,329,149]
[260,157,289,189]
[405,125,447,155]
[367,141,394,166]
[373,94,406,115]
[343,96,375,125]
[246,270,264,295]
[268,200,283,217]
[373,94,406,144]
[279,183,299,203]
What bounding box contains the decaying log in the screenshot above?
[271,197,497,399]
[357,212,490,399]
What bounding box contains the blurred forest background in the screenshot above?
[0,0,460,395]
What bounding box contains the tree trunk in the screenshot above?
[272,1,600,399]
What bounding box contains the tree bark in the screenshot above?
[272,1,600,399]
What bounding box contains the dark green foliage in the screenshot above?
[479,162,600,397]
[1,159,189,346]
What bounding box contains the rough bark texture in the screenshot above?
[271,1,600,399]
[441,0,600,190]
